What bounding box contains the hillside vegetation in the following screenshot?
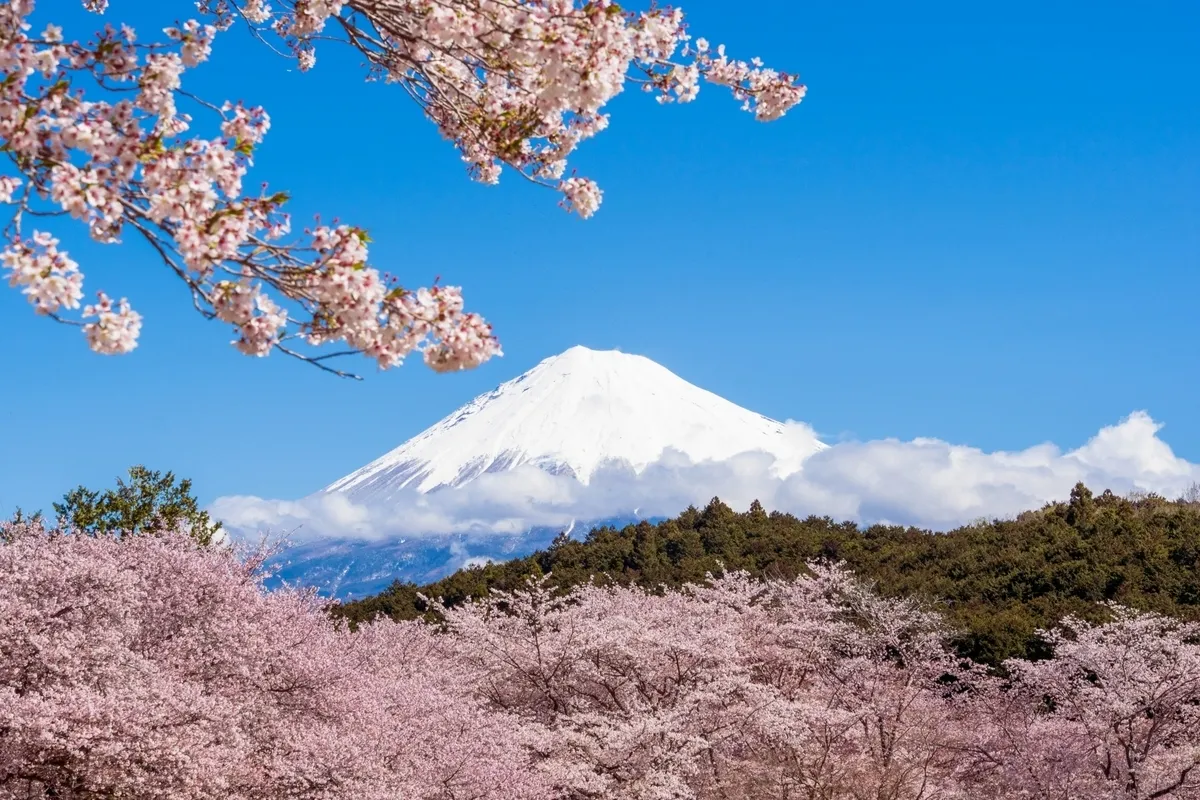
[333,483,1200,666]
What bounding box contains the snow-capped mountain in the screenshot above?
[324,345,826,501]
[268,346,826,598]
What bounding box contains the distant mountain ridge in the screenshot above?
[268,514,655,599]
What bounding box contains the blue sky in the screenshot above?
[2,0,1198,519]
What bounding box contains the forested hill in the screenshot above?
[332,483,1200,666]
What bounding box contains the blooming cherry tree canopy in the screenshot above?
[7,521,1200,799]
[0,0,805,377]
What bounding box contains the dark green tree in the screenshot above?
[1066,482,1095,527]
[52,465,222,546]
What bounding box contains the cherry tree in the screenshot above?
[9,520,1200,799]
[437,574,766,798]
[1,0,804,378]
[437,565,989,799]
[0,520,549,800]
[730,565,987,800]
[969,607,1200,800]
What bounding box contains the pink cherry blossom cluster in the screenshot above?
[7,519,1200,799]
[2,230,83,314]
[0,522,544,800]
[444,569,1200,799]
[209,0,806,218]
[82,290,143,353]
[437,567,984,798]
[1,0,499,376]
[4,0,804,375]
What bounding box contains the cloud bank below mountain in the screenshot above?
[211,412,1200,542]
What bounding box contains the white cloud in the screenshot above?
[210,412,1200,542]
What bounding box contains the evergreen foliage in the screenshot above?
[51,465,223,546]
[333,482,1200,666]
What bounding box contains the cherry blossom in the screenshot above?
[9,517,1200,799]
[274,0,807,207]
[2,0,804,376]
[970,608,1200,799]
[0,521,548,799]
[1,1,500,377]
[436,565,990,799]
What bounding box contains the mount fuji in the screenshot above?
[263,346,827,597]
[326,345,825,499]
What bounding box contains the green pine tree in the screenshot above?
[52,465,222,546]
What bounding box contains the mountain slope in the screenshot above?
[324,345,826,501]
[268,346,827,598]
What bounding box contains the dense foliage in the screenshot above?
[8,520,1200,799]
[0,522,541,800]
[51,465,223,546]
[336,483,1200,666]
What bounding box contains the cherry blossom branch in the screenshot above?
[2,0,804,375]
[213,0,807,218]
[1,1,500,376]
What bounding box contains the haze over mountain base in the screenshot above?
[211,347,1200,596]
[261,515,653,598]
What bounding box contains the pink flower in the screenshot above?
[0,0,803,377]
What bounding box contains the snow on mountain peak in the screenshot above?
[322,345,826,500]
